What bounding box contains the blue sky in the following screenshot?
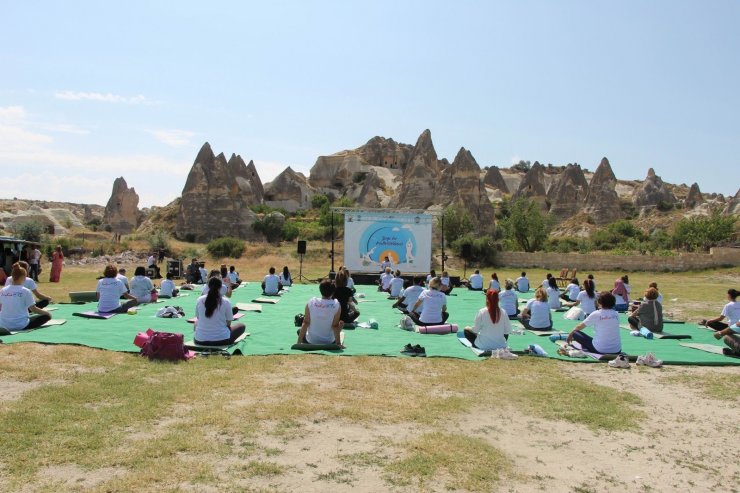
[2,1,738,207]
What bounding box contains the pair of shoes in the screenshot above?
[401,344,426,357]
[636,352,663,368]
[722,348,740,357]
[608,354,631,368]
[491,348,518,360]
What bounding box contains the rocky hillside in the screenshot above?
[2,130,737,242]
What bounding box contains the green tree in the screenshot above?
[671,210,736,252]
[498,198,553,252]
[252,215,285,243]
[438,204,474,244]
[11,220,46,243]
[206,237,245,258]
[147,228,170,252]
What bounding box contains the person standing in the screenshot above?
[49,245,64,283]
[28,245,41,282]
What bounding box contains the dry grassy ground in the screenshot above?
[1,248,738,492]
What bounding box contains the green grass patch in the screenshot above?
[662,374,740,401]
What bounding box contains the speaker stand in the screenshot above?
[296,253,311,283]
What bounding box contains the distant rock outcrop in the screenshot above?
[263,166,314,212]
[389,129,443,209]
[582,158,623,224]
[684,183,704,208]
[309,136,413,190]
[513,162,548,209]
[102,177,140,234]
[633,168,677,211]
[437,148,495,228]
[483,166,509,194]
[176,143,261,242]
[724,189,740,216]
[547,164,589,219]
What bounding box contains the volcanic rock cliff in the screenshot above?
[582,158,623,224]
[102,177,140,234]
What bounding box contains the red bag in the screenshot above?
[140,330,189,361]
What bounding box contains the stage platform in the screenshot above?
[350,273,462,287]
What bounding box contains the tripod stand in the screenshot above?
[296,253,311,283]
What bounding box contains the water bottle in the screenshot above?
[528,344,548,356]
[639,327,654,339]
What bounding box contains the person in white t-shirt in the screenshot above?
[561,278,581,302]
[194,277,245,346]
[499,280,519,318]
[279,266,292,287]
[702,288,740,331]
[515,272,530,292]
[227,266,242,286]
[468,270,484,291]
[545,277,562,309]
[379,267,393,292]
[379,256,393,274]
[410,278,449,326]
[97,264,138,313]
[342,267,356,294]
[463,289,512,351]
[572,279,597,316]
[4,261,53,308]
[0,265,52,331]
[646,282,664,306]
[393,277,425,314]
[198,266,208,284]
[116,268,130,292]
[159,272,179,298]
[28,246,41,282]
[488,273,501,292]
[713,319,740,356]
[297,280,343,347]
[518,287,552,331]
[130,266,155,303]
[440,271,453,295]
[389,270,405,298]
[542,273,553,290]
[567,291,622,354]
[262,266,283,295]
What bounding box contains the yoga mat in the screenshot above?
[527,330,564,337]
[619,325,692,340]
[457,331,489,357]
[69,291,97,303]
[416,324,458,334]
[1,284,738,365]
[236,303,262,312]
[45,306,59,312]
[185,332,248,350]
[73,311,118,320]
[292,332,345,351]
[252,297,279,304]
[187,312,245,323]
[664,320,686,324]
[42,319,66,327]
[555,340,635,362]
[679,343,738,357]
[0,319,66,335]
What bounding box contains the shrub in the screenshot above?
[147,228,170,252]
[11,220,46,243]
[439,204,475,244]
[452,234,497,266]
[311,194,329,209]
[206,237,245,259]
[252,214,285,243]
[281,221,300,241]
[671,210,736,252]
[498,198,553,252]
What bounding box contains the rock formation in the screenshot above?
[513,162,548,209]
[724,189,740,216]
[684,183,704,208]
[547,164,589,219]
[263,166,314,212]
[582,158,623,224]
[102,177,140,234]
[309,136,413,190]
[227,154,264,205]
[437,148,495,228]
[175,143,261,242]
[632,168,677,211]
[483,166,509,194]
[389,129,443,209]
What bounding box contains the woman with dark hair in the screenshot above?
[628,287,663,333]
[50,245,64,282]
[546,277,561,309]
[194,277,245,345]
[572,278,597,315]
[488,272,500,291]
[464,289,513,351]
[97,264,138,313]
[0,265,52,331]
[411,277,449,326]
[130,266,154,303]
[297,280,343,347]
[561,278,580,302]
[567,291,621,354]
[333,270,360,324]
[701,288,740,331]
[279,266,292,287]
[518,287,552,331]
[612,278,630,312]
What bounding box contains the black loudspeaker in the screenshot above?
[297,240,307,255]
[461,243,472,259]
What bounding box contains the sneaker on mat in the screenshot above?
[636,352,663,368]
[722,348,740,357]
[496,348,518,360]
[401,344,416,356]
[413,344,426,357]
[608,354,631,369]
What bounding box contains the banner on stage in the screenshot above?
[343,211,433,273]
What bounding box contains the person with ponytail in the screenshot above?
[572,278,597,316]
[463,289,513,350]
[701,288,740,331]
[194,277,245,345]
[0,265,52,331]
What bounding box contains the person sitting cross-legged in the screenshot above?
[463,289,513,351]
[467,270,484,291]
[262,266,283,296]
[410,277,449,326]
[388,270,405,299]
[518,287,552,331]
[97,264,138,314]
[0,264,53,331]
[194,277,245,346]
[297,280,344,348]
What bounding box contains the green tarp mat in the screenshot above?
[2,284,738,365]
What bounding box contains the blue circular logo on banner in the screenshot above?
[359,222,416,266]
